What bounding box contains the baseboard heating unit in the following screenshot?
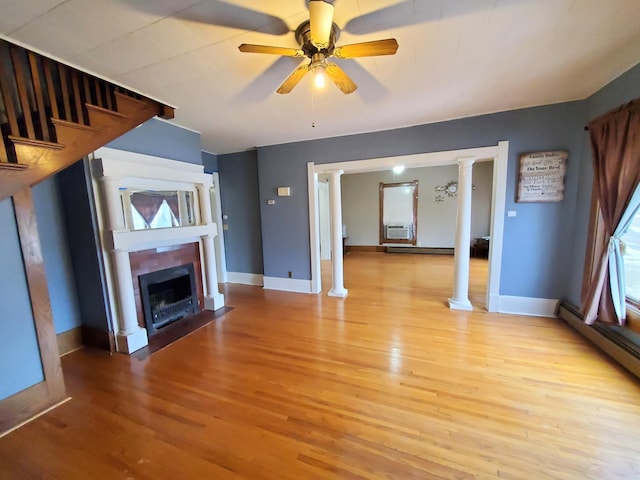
[558,301,640,379]
[386,247,454,255]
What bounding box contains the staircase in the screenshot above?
[0,39,174,200]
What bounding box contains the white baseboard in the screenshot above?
[497,296,559,317]
[227,272,264,286]
[487,294,500,313]
[263,276,313,294]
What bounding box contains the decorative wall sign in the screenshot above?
[517,151,568,203]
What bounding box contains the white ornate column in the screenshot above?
[449,157,476,311]
[198,185,225,310]
[101,177,148,353]
[328,170,348,298]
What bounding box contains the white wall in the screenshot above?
[341,162,493,247]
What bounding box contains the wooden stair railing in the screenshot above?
[0,38,174,200]
[0,38,175,435]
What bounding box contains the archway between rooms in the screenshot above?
[308,142,508,312]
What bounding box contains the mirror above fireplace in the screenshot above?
[120,188,198,231]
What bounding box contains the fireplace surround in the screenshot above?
[91,147,225,354]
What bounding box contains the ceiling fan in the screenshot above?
[238,0,399,94]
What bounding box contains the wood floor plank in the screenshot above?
[1,253,640,479]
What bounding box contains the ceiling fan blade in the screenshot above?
[239,44,305,57]
[309,0,334,48]
[325,63,358,94]
[277,64,310,94]
[334,39,399,59]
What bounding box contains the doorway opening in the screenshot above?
[307,142,508,311]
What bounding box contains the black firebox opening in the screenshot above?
[139,263,199,336]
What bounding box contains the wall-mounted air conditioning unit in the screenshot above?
[386,224,412,240]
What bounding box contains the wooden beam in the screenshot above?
[71,70,84,125]
[11,47,36,140]
[93,77,103,108]
[28,52,50,142]
[58,64,72,121]
[105,83,113,111]
[13,188,67,403]
[0,137,9,164]
[0,188,71,434]
[43,59,60,120]
[160,104,175,120]
[0,42,20,137]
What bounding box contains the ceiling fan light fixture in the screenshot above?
[314,69,326,88]
[310,53,328,89]
[311,62,327,89]
[238,1,397,95]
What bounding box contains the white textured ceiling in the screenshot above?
[2,0,640,154]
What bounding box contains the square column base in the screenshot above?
[449,297,473,311]
[204,292,225,311]
[116,327,148,354]
[328,288,348,298]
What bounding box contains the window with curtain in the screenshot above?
[581,98,640,335]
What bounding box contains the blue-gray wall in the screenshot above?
[33,178,82,334]
[107,118,202,164]
[218,150,264,274]
[202,151,218,173]
[565,63,640,306]
[258,102,586,299]
[56,160,111,332]
[0,197,44,400]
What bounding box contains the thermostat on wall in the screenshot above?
[277,186,291,197]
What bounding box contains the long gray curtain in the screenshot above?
[583,99,640,325]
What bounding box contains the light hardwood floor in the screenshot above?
[2,252,640,479]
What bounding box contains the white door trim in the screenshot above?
[211,172,228,284]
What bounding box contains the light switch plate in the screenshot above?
[507,210,517,217]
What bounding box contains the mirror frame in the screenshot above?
[379,180,419,245]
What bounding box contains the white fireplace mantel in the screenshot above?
[91,147,225,354]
